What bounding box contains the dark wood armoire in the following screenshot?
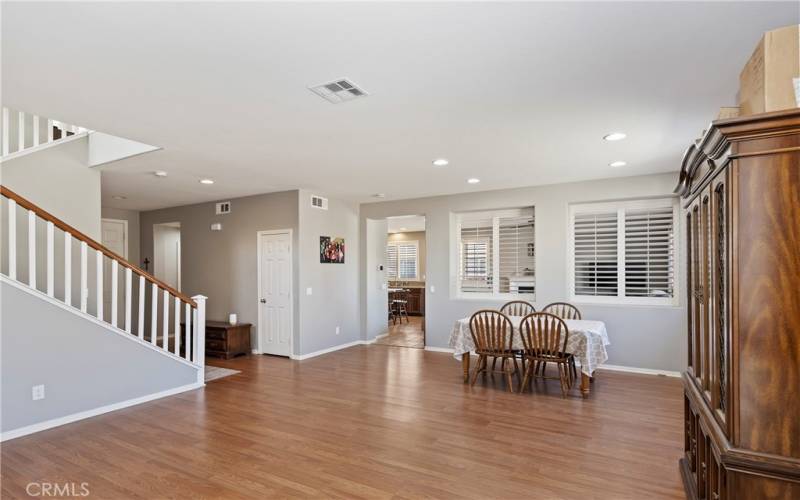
[675,108,800,499]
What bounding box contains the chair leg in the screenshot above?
[519,361,533,393]
[512,357,520,379]
[557,363,569,398]
[491,357,498,372]
[470,355,485,386]
[504,360,514,393]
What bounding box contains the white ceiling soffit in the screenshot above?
[388,215,426,233]
[1,2,797,211]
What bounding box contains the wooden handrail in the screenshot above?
[0,185,196,307]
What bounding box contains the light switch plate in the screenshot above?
[430,285,435,293]
[306,287,313,295]
[32,385,45,401]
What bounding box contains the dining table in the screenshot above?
[449,316,610,397]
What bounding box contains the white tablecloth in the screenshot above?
[449,316,610,376]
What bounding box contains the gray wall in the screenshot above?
[387,230,427,280]
[101,206,141,267]
[139,191,299,352]
[359,172,686,372]
[297,189,360,355]
[365,218,388,340]
[0,279,198,434]
[0,136,101,239]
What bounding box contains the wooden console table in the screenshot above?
[183,321,252,359]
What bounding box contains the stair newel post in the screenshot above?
[192,295,207,384]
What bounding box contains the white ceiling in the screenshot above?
[2,2,797,211]
[388,215,426,234]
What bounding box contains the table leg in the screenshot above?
[462,354,470,383]
[580,373,591,398]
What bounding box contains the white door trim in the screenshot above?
[256,229,294,357]
[101,218,128,259]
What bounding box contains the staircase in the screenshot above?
[0,186,207,440]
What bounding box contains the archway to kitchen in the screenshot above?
[366,215,427,349]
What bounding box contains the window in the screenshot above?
[569,198,678,305]
[456,207,535,297]
[386,241,418,280]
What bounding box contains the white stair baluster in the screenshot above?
[150,283,158,344]
[33,115,40,147]
[138,275,145,339]
[174,297,180,356]
[96,250,103,321]
[46,221,54,296]
[27,210,36,288]
[185,303,192,362]
[80,242,88,312]
[2,108,9,155]
[162,289,169,350]
[8,199,16,280]
[124,267,132,333]
[17,111,25,151]
[47,119,53,143]
[110,260,118,327]
[64,232,71,306]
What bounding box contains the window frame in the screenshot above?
[386,240,419,281]
[567,198,680,307]
[453,207,536,300]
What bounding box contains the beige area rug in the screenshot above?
[204,366,241,382]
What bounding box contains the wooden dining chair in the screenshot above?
[468,310,519,393]
[541,302,581,381]
[518,312,575,398]
[543,302,582,320]
[391,290,410,324]
[500,300,536,317]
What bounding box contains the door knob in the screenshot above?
[260,298,266,303]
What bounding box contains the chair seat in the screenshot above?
[523,352,572,361]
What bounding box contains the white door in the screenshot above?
[101,219,127,322]
[259,231,292,356]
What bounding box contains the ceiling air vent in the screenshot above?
[308,78,368,104]
[310,195,328,210]
[215,201,231,215]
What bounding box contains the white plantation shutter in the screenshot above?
[385,244,398,279]
[498,212,535,294]
[570,199,677,304]
[624,207,675,298]
[573,212,619,296]
[458,215,493,294]
[397,243,418,279]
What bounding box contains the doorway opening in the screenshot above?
[375,215,426,349]
[153,222,181,291]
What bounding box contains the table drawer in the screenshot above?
[206,339,227,351]
[206,328,228,340]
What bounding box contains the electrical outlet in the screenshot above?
[335,326,340,335]
[32,385,45,401]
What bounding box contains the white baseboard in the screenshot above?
[0,382,204,442]
[374,332,390,340]
[291,339,371,360]
[424,346,455,353]
[597,364,681,378]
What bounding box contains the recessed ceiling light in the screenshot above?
[372,193,386,198]
[432,158,449,167]
[609,161,627,168]
[400,227,408,231]
[603,132,627,141]
[111,195,127,200]
[199,179,214,185]
[467,178,481,184]
[154,171,168,177]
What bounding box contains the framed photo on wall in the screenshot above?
[320,236,345,263]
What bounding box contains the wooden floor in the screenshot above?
[1,346,684,499]
[374,316,425,349]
